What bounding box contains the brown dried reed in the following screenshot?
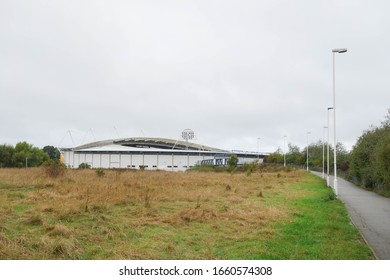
[0,167,305,259]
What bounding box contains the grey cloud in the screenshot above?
[1,0,389,153]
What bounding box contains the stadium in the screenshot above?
[61,136,266,171]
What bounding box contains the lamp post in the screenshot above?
[327,107,333,187]
[257,137,260,161]
[283,135,287,167]
[332,48,347,195]
[322,126,327,179]
[306,131,311,172]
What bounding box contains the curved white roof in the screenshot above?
[69,137,228,152]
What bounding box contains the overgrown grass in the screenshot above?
[0,168,374,260]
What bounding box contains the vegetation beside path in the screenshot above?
[0,168,374,259]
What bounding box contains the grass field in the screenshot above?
[0,167,374,260]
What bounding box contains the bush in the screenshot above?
[243,162,256,176]
[349,110,390,194]
[227,155,238,174]
[95,168,105,177]
[78,163,91,169]
[42,159,66,178]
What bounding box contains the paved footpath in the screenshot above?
[311,171,390,260]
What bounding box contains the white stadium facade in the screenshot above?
[61,137,266,171]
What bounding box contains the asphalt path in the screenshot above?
[311,171,390,260]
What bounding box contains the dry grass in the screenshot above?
[0,167,372,260]
[0,167,301,217]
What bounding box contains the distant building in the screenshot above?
[60,137,266,171]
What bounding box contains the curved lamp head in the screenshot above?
[332,48,347,53]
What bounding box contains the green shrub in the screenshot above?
[95,168,105,177]
[42,159,66,178]
[243,162,255,176]
[227,155,238,174]
[349,112,390,191]
[78,163,91,169]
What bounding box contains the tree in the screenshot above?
[349,110,390,190]
[0,144,14,167]
[43,146,61,161]
[227,155,238,173]
[380,108,390,128]
[308,141,325,169]
[374,132,390,187]
[336,142,350,172]
[264,140,350,173]
[12,142,49,167]
[285,143,305,166]
[266,148,284,164]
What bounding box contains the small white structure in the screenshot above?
[61,137,265,171]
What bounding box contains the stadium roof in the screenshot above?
[66,137,229,153]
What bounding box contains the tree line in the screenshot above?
[265,141,350,172]
[266,110,390,196]
[349,110,390,194]
[0,142,60,168]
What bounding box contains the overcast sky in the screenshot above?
[1,0,389,153]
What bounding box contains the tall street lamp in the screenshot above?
[322,126,328,179]
[306,131,311,172]
[332,48,347,195]
[257,137,261,161]
[283,135,287,167]
[327,107,333,187]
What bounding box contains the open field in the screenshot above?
[0,168,374,259]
